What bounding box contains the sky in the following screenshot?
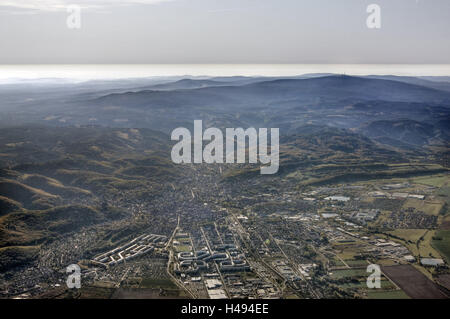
[0,0,449,64]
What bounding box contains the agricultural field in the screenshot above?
[381,265,447,299]
[343,259,368,267]
[412,174,449,188]
[402,199,443,216]
[330,268,368,279]
[331,266,403,299]
[175,245,191,253]
[386,229,442,259]
[432,230,450,263]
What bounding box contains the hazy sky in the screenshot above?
[0,0,449,64]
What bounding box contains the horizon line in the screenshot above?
[0,64,450,82]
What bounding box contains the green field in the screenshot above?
[412,175,449,188]
[175,245,192,252]
[344,259,368,267]
[386,229,442,258]
[387,229,426,243]
[402,199,443,216]
[329,257,346,267]
[432,230,450,263]
[330,269,368,279]
[340,279,394,290]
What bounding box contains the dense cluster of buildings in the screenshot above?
[92,233,167,266]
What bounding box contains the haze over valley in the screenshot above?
[0,70,449,299]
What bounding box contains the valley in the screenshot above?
[0,74,449,299]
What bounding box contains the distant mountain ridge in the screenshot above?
[96,75,450,106]
[1,74,449,152]
[358,119,449,147]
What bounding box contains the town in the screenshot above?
[2,162,447,299]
